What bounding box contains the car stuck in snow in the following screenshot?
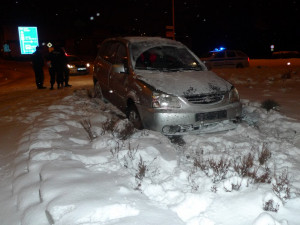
[93,37,242,135]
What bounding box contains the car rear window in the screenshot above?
[236,51,248,57]
[226,50,236,58]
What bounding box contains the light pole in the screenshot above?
[166,0,175,40]
[172,0,175,40]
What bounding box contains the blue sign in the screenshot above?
[18,27,39,54]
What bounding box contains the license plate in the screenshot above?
[77,68,86,71]
[196,110,227,121]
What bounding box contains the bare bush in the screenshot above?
[187,170,200,192]
[134,156,157,190]
[122,143,139,169]
[224,183,242,192]
[80,119,97,141]
[194,157,231,183]
[116,121,135,140]
[101,118,135,140]
[110,141,123,158]
[233,152,272,184]
[234,153,254,177]
[101,118,118,134]
[272,169,291,203]
[232,182,242,191]
[208,158,231,183]
[258,145,272,165]
[194,157,207,171]
[263,199,279,212]
[135,156,147,181]
[211,185,217,193]
[255,167,272,183]
[127,143,139,160]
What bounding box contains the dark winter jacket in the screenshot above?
[31,49,44,68]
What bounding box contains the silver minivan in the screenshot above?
[93,37,242,135]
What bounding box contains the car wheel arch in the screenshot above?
[236,63,244,68]
[93,79,104,100]
[126,99,143,129]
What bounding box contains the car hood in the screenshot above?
[70,61,86,65]
[135,70,232,96]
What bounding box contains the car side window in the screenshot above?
[236,51,247,57]
[97,42,110,59]
[115,43,129,73]
[98,41,119,64]
[214,51,225,58]
[115,43,127,65]
[226,50,236,58]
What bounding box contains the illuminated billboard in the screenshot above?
[18,27,39,54]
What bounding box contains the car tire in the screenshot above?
[93,80,104,100]
[127,104,143,130]
[236,63,244,68]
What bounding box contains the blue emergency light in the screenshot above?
[210,47,226,52]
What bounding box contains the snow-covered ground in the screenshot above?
[0,58,300,225]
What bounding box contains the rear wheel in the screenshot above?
[236,63,244,68]
[127,104,143,130]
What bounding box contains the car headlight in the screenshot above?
[67,64,74,69]
[229,87,240,103]
[86,63,90,67]
[152,92,181,108]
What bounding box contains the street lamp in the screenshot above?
[166,0,175,40]
[172,0,175,40]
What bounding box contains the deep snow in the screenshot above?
[0,58,300,225]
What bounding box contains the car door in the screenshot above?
[108,42,129,110]
[225,50,237,67]
[94,41,119,99]
[211,51,225,67]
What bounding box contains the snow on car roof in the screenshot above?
[123,36,182,46]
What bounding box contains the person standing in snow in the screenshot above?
[31,46,46,89]
[61,47,72,87]
[46,55,56,90]
[48,46,67,89]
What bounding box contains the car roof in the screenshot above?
[103,36,183,46]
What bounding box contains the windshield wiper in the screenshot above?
[182,67,202,71]
[135,67,160,71]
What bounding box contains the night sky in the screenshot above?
[1,0,299,57]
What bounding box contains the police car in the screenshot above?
[201,48,249,69]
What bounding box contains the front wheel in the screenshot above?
[127,104,143,130]
[93,80,104,100]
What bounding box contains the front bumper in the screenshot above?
[69,68,90,75]
[137,102,242,135]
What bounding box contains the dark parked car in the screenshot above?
[272,51,300,59]
[93,37,242,135]
[66,55,90,75]
[201,49,249,69]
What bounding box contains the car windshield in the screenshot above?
[67,56,81,62]
[132,45,203,72]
